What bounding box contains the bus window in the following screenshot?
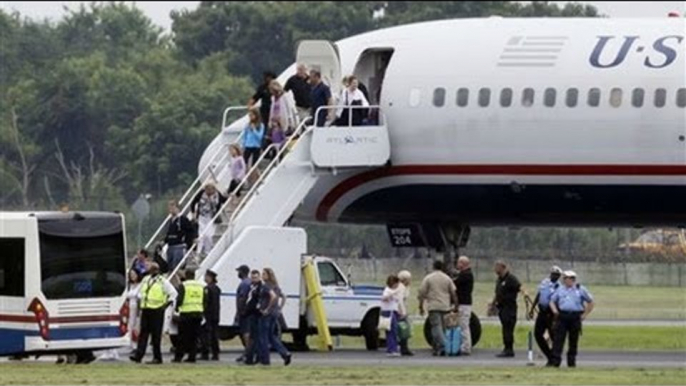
[0,238,25,297]
[38,216,126,299]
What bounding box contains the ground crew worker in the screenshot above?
[200,269,221,361]
[173,269,205,363]
[489,260,522,358]
[549,271,595,368]
[530,265,563,365]
[130,263,177,364]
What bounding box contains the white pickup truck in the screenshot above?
[211,227,385,350]
[209,226,481,350]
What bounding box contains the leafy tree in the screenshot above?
[171,1,598,82]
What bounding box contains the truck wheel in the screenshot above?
[218,326,237,341]
[423,312,482,348]
[361,309,380,351]
[74,350,95,364]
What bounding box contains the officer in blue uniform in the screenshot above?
[530,266,562,364]
[549,271,595,367]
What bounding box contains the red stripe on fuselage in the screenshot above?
[315,164,686,221]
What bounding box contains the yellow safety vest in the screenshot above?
[141,275,168,310]
[179,280,204,314]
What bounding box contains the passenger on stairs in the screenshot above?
[335,75,369,126]
[248,71,277,127]
[284,63,311,124]
[164,201,195,274]
[268,80,297,137]
[242,108,266,171]
[309,70,333,127]
[191,183,227,257]
[228,144,246,198]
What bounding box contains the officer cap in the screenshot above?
[564,270,577,279]
[550,266,563,274]
[205,269,218,279]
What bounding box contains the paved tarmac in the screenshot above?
[81,347,685,368]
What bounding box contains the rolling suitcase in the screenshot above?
[444,326,462,356]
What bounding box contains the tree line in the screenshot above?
[8,1,677,265]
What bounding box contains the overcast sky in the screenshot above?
[1,1,685,31]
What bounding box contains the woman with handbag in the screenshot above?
[380,274,403,357]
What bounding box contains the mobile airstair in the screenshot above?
[144,103,391,278]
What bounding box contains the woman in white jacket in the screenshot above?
[380,274,404,357]
[268,80,298,146]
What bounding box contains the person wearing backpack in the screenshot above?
[191,183,227,257]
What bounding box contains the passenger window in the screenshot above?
[317,262,347,287]
[654,88,666,108]
[433,88,446,107]
[0,238,25,296]
[588,88,601,107]
[566,89,578,107]
[544,88,556,107]
[676,88,686,108]
[632,88,644,107]
[522,88,535,107]
[478,88,491,107]
[610,88,622,108]
[500,88,513,107]
[456,88,469,107]
[409,89,421,107]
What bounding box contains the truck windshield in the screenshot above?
[38,215,126,299]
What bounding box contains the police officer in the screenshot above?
[173,269,205,363]
[130,263,177,364]
[549,271,595,368]
[200,269,221,361]
[489,260,522,358]
[530,265,563,365]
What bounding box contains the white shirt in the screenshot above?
[381,286,403,313]
[336,88,369,117]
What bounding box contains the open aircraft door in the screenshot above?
[296,40,342,95]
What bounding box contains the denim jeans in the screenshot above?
[428,311,447,354]
[381,310,399,354]
[256,314,290,365]
[167,244,185,273]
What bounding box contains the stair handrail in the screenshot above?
[167,117,312,278]
[222,106,249,130]
[312,104,385,127]
[227,117,313,231]
[143,105,248,251]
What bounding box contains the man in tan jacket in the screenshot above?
[418,260,458,356]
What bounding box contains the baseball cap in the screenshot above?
[550,266,563,274]
[564,270,577,278]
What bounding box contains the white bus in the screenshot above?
[0,211,129,362]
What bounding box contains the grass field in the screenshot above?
[318,325,686,352]
[1,364,683,385]
[394,282,686,320]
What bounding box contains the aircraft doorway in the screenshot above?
[352,49,394,105]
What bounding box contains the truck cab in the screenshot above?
[304,256,383,350]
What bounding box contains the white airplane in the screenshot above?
[195,16,686,250]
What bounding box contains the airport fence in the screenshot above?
[332,256,686,287]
